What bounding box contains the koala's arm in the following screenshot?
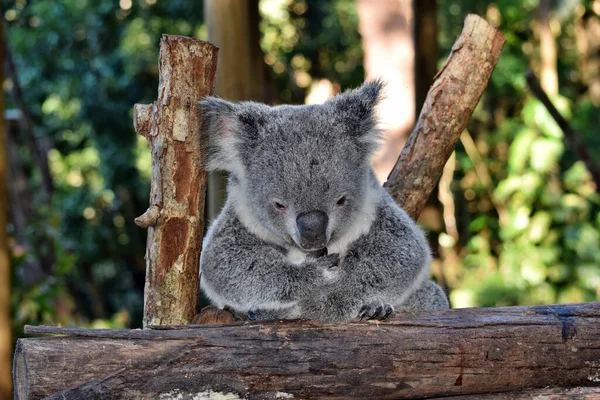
[299,195,444,321]
[200,208,336,313]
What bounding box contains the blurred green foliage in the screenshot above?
[5,0,600,340]
[5,0,205,332]
[438,0,600,307]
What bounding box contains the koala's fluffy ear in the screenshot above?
[199,97,262,176]
[328,79,384,154]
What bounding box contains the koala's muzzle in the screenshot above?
[296,210,328,249]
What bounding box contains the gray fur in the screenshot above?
[199,80,449,322]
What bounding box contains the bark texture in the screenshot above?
[384,14,506,219]
[133,35,218,327]
[13,302,600,399]
[434,386,600,399]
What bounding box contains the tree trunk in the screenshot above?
[204,0,264,221]
[358,0,415,183]
[133,35,218,327]
[3,34,53,199]
[576,4,600,106]
[535,0,558,95]
[13,302,600,399]
[0,16,11,400]
[385,14,506,219]
[414,0,438,116]
[413,0,447,278]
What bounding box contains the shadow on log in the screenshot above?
[13,303,600,399]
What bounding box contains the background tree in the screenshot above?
[358,0,415,182]
[204,0,265,220]
[0,8,11,398]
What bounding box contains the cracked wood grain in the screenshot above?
[13,302,600,399]
[132,35,218,328]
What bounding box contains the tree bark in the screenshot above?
[133,35,218,327]
[433,386,600,399]
[13,302,600,400]
[204,0,264,221]
[384,14,506,219]
[358,0,415,183]
[0,16,11,400]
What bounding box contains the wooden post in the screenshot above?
[12,303,600,399]
[133,35,218,327]
[384,14,506,219]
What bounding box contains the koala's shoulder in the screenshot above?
[204,205,251,246]
[367,190,424,241]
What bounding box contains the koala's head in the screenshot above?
[200,80,382,251]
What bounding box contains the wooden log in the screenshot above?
[384,14,506,219]
[13,302,600,399]
[433,386,600,399]
[133,35,218,327]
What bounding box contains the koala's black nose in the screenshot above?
[296,210,328,249]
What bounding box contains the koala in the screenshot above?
[198,80,449,322]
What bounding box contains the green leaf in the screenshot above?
[529,138,563,173]
[508,127,536,172]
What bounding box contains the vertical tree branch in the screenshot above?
[0,14,12,399]
[3,34,53,199]
[384,14,506,219]
[134,35,218,328]
[460,130,509,227]
[535,0,558,96]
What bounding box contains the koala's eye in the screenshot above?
[336,196,347,206]
[274,201,287,211]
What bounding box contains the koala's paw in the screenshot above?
[313,253,341,282]
[314,253,340,269]
[358,302,394,320]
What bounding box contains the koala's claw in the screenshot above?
[359,303,394,320]
[382,304,394,319]
[247,310,258,321]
